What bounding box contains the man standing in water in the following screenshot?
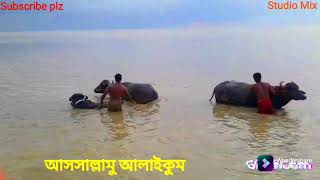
[100,73,134,111]
[251,72,275,114]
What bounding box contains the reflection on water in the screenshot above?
[100,111,129,141]
[212,104,302,155]
[0,28,320,179]
[129,101,160,119]
[69,109,99,120]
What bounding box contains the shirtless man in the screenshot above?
[251,72,275,114]
[100,73,134,111]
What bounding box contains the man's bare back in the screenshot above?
[100,73,134,111]
[251,82,275,100]
[251,73,275,114]
[107,83,129,102]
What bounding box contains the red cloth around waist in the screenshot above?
[258,99,274,114]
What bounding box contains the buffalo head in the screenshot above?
[94,80,111,93]
[284,82,307,101]
[69,93,88,104]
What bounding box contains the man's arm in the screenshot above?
[124,87,135,102]
[100,86,110,105]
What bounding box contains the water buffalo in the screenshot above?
[94,80,158,104]
[69,93,99,109]
[209,81,306,109]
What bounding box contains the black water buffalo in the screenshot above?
[94,80,158,104]
[69,93,98,109]
[209,81,306,109]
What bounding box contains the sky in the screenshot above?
[0,0,320,31]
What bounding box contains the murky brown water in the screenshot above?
[0,27,320,179]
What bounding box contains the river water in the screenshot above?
[0,26,319,179]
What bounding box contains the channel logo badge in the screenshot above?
[257,155,274,171]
